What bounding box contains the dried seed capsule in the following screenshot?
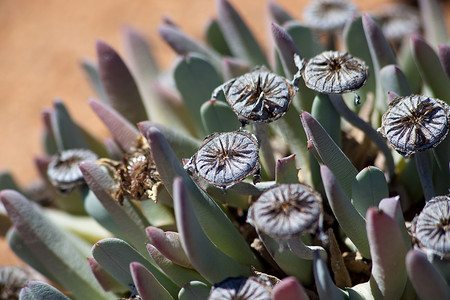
[208,276,272,300]
[375,4,420,42]
[184,131,260,190]
[47,148,98,194]
[211,67,296,125]
[303,0,358,31]
[296,51,368,95]
[378,95,450,157]
[247,184,322,240]
[415,195,450,258]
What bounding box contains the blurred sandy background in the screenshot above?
[0,0,414,190]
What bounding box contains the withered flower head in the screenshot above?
[247,184,322,240]
[98,134,162,205]
[295,51,368,97]
[378,95,450,157]
[414,195,450,258]
[375,4,420,42]
[47,148,98,194]
[184,130,261,191]
[0,266,33,300]
[208,276,272,300]
[211,67,296,125]
[303,0,358,31]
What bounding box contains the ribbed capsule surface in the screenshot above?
[379,95,450,157]
[301,51,368,94]
[221,67,295,124]
[247,184,322,240]
[185,131,260,189]
[303,0,358,31]
[415,196,450,258]
[208,277,272,300]
[47,149,98,194]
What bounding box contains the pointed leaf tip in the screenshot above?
[273,276,310,300]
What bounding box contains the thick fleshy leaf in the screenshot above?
[362,14,397,113]
[378,196,411,250]
[89,98,139,151]
[88,257,126,293]
[204,18,232,56]
[146,244,206,286]
[268,1,294,26]
[379,65,412,96]
[257,232,313,285]
[50,100,89,151]
[222,56,250,79]
[1,190,111,300]
[320,165,370,259]
[406,249,450,300]
[173,54,223,136]
[146,226,192,268]
[173,177,251,283]
[301,111,357,198]
[271,22,301,77]
[140,125,261,268]
[104,137,124,160]
[398,38,423,94]
[411,35,450,102]
[122,25,159,81]
[80,162,151,257]
[200,99,241,134]
[0,171,20,191]
[284,21,323,60]
[351,166,388,218]
[313,251,348,300]
[178,281,211,300]
[216,0,269,66]
[272,276,310,300]
[139,121,200,160]
[130,262,174,300]
[366,207,407,299]
[418,0,448,47]
[343,16,376,98]
[275,154,299,184]
[96,40,147,125]
[92,238,179,298]
[438,44,450,79]
[80,59,109,103]
[19,281,70,300]
[159,24,222,71]
[140,199,176,230]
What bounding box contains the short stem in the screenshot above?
[253,123,276,179]
[288,237,327,261]
[414,151,435,201]
[328,94,395,181]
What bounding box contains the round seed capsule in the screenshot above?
[300,51,368,94]
[208,277,272,300]
[303,0,358,31]
[375,4,420,42]
[47,149,98,194]
[378,95,450,157]
[247,184,322,240]
[415,195,450,258]
[217,67,296,125]
[184,131,260,190]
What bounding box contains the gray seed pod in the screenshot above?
[415,195,450,258]
[47,149,98,194]
[303,0,358,31]
[295,51,368,95]
[247,184,322,240]
[210,67,296,125]
[378,95,450,157]
[208,276,272,300]
[375,4,420,42]
[184,131,261,190]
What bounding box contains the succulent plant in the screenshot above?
[1,0,450,299]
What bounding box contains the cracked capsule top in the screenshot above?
[208,276,272,300]
[303,0,358,31]
[184,130,260,190]
[212,67,296,125]
[247,183,322,240]
[296,51,368,95]
[378,95,450,157]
